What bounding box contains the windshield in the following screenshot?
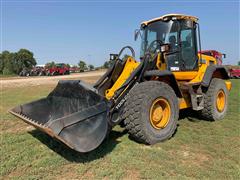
[140,20,178,57]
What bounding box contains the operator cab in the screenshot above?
[139,14,200,78]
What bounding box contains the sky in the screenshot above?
[1,0,239,66]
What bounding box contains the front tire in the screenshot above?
[122,81,179,145]
[200,78,229,121]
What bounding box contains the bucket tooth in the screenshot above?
[26,116,30,121]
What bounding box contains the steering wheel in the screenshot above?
[146,40,164,54]
[118,46,135,60]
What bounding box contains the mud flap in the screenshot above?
[9,80,109,152]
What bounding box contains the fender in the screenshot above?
[201,65,229,87]
[144,70,182,97]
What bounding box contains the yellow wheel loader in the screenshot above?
[10,14,232,153]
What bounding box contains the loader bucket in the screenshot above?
[9,80,109,152]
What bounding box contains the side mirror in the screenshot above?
[134,29,141,41]
[110,54,118,61]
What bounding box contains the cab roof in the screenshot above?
[141,14,199,26]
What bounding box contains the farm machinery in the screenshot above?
[10,14,231,153]
[19,68,31,76]
[200,50,226,65]
[19,63,71,77]
[19,66,46,76]
[229,68,240,78]
[199,50,240,79]
[46,63,70,76]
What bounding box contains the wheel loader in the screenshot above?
[10,14,232,153]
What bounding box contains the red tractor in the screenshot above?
[69,66,80,73]
[200,50,226,65]
[229,68,240,79]
[46,63,70,76]
[200,50,240,79]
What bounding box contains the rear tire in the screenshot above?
[200,78,229,121]
[65,70,70,75]
[122,81,179,144]
[39,71,44,76]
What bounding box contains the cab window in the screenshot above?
[180,29,197,70]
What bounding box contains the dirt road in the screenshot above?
[1,71,105,88]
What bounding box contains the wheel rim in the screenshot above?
[150,98,171,129]
[216,89,225,112]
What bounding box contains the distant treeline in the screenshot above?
[0,49,131,75]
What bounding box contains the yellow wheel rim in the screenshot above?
[150,98,171,129]
[216,90,225,112]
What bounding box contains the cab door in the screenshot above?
[179,28,198,70]
[172,21,199,80]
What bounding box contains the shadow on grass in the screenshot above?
[179,108,212,122]
[29,129,127,163]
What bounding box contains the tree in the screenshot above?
[13,49,36,74]
[103,61,110,69]
[45,61,56,68]
[103,60,114,69]
[66,64,71,68]
[78,60,87,72]
[0,53,4,74]
[0,49,36,75]
[238,61,240,66]
[88,64,94,71]
[1,51,15,75]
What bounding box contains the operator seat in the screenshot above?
[167,35,179,70]
[169,35,177,51]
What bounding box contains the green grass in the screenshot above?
[1,80,240,179]
[0,74,17,79]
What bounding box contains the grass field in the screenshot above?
[1,79,240,179]
[0,75,17,80]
